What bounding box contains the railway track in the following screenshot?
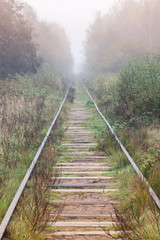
[0,85,160,239]
[46,87,120,240]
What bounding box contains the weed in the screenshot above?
[0,72,66,223]
[149,163,160,198]
[108,201,160,240]
[108,168,160,240]
[5,146,62,239]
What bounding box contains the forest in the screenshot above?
[0,0,73,78]
[85,0,160,73]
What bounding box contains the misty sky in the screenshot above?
[25,0,118,72]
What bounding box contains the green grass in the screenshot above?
[0,71,69,235]
[3,85,69,239]
[84,68,160,239]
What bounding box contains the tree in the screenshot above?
[85,0,160,74]
[23,3,73,76]
[0,0,41,78]
[36,21,73,76]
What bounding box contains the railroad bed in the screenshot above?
[1,85,159,239]
[46,88,120,240]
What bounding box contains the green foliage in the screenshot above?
[139,153,155,178]
[117,57,160,118]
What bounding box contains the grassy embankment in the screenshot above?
[0,70,69,237]
[85,56,160,239]
[4,103,70,240]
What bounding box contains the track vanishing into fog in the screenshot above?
[46,87,120,240]
[1,85,160,239]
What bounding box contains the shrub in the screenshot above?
[117,56,160,119]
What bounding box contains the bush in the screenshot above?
[117,56,160,119]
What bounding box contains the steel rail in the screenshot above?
[84,86,160,210]
[0,87,70,239]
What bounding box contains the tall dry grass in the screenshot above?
[0,72,66,222]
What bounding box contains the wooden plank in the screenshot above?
[52,189,118,193]
[59,171,110,174]
[50,200,120,205]
[50,214,115,218]
[51,231,120,236]
[51,183,115,188]
[67,127,90,129]
[56,163,109,166]
[49,221,115,227]
[58,160,106,162]
[64,141,96,143]
[60,156,107,160]
[66,152,104,156]
[62,143,97,146]
[55,177,113,180]
[56,166,110,170]
[66,122,87,125]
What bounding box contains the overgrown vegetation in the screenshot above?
[4,146,57,240]
[0,76,70,239]
[109,176,160,240]
[0,72,66,224]
[83,1,160,237]
[84,84,160,238]
[95,118,160,239]
[117,57,160,119]
[4,133,63,239]
[85,59,160,238]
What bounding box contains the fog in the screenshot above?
[24,0,117,73]
[85,0,160,74]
